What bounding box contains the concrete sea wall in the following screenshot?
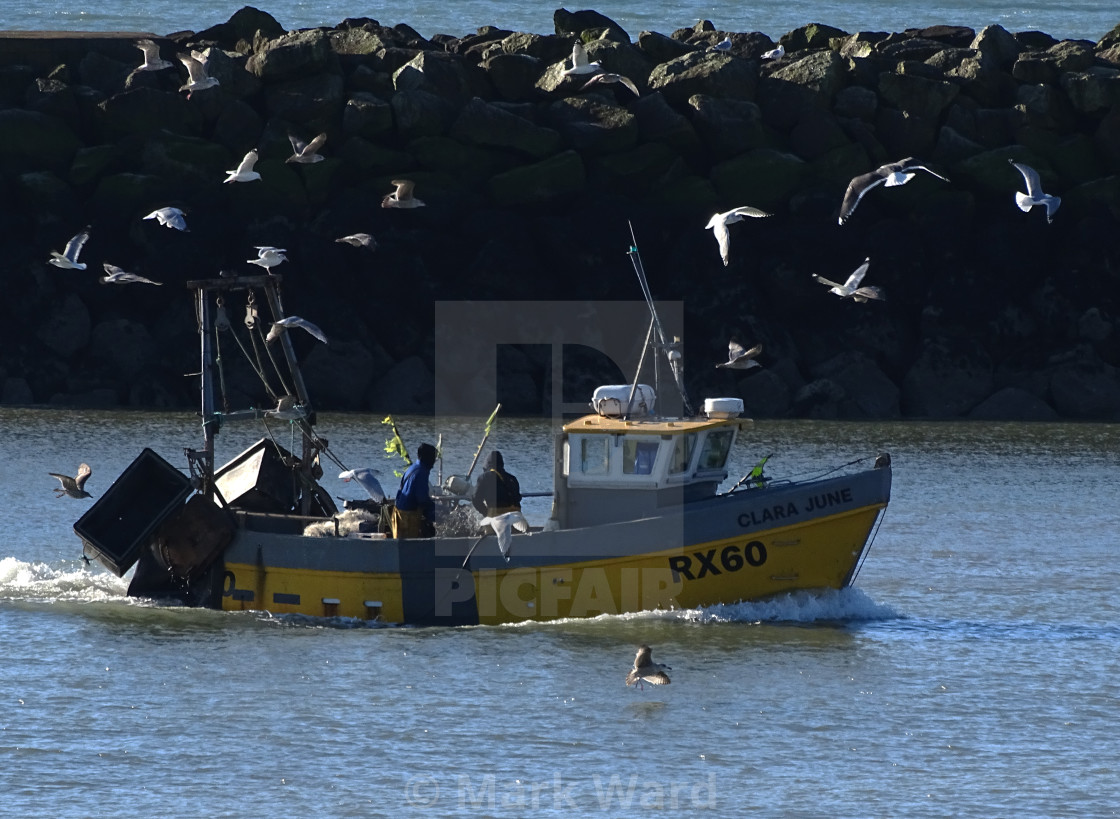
[1,6,1119,419]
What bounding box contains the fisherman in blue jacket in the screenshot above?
[393,442,437,538]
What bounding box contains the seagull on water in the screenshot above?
[248,246,286,269]
[812,257,885,303]
[626,645,671,691]
[101,263,162,285]
[704,206,771,266]
[479,510,530,561]
[135,39,172,71]
[224,149,261,183]
[579,72,639,96]
[48,227,90,270]
[336,233,377,250]
[717,340,763,370]
[561,40,601,76]
[178,52,219,95]
[838,157,949,225]
[381,179,425,209]
[266,316,328,344]
[339,468,386,503]
[1009,159,1061,224]
[143,206,188,231]
[49,463,93,499]
[762,43,785,60]
[286,132,327,164]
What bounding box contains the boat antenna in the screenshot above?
[626,222,693,417]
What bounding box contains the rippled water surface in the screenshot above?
[0,0,1115,41]
[3,408,1119,815]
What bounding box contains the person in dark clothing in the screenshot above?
[393,442,437,538]
[472,450,522,517]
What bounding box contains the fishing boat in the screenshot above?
[73,243,892,626]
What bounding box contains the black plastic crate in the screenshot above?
[74,448,193,576]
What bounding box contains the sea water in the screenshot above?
[0,0,1116,42]
[3,407,1119,815]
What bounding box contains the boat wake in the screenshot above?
[498,587,900,628]
[0,556,129,603]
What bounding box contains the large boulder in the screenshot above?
[553,8,629,42]
[488,149,585,205]
[390,88,459,140]
[545,95,637,154]
[302,340,378,410]
[647,51,758,106]
[247,29,333,81]
[393,51,474,103]
[968,387,1058,420]
[877,68,960,118]
[757,49,847,129]
[687,95,766,160]
[901,339,994,417]
[37,292,90,357]
[263,71,345,123]
[97,87,203,139]
[0,109,83,176]
[450,97,562,158]
[711,149,809,210]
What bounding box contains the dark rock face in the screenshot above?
[1,9,1118,419]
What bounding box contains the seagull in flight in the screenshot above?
[49,463,93,499]
[135,39,172,71]
[339,468,386,503]
[248,246,286,269]
[48,227,90,270]
[704,206,771,266]
[626,645,671,691]
[143,206,188,231]
[479,510,530,561]
[717,340,763,370]
[266,316,328,344]
[178,52,219,95]
[1009,159,1060,223]
[812,257,885,302]
[101,263,162,285]
[224,149,261,183]
[286,132,327,164]
[838,158,949,225]
[579,72,639,96]
[561,40,601,76]
[381,179,425,209]
[336,233,377,250]
[762,43,785,60]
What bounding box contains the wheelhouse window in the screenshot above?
[580,437,610,474]
[697,429,734,471]
[668,434,697,474]
[622,439,659,475]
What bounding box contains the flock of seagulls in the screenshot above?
[711,152,1061,368]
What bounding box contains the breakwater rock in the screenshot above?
[2,7,1119,420]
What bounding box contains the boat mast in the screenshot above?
[197,285,217,497]
[626,224,694,417]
